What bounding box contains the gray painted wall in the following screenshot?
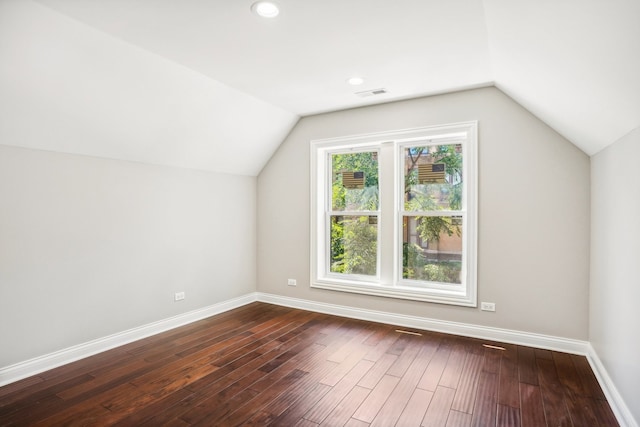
[590,126,640,421]
[0,145,256,367]
[257,87,591,340]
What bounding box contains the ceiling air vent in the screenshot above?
[355,88,388,97]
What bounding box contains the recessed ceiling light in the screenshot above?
[251,1,280,18]
[347,77,365,86]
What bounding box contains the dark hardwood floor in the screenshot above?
[0,302,618,426]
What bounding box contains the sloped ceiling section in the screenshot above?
[1,0,638,174]
[483,0,640,155]
[0,0,298,176]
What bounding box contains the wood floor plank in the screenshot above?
[570,354,606,400]
[451,352,483,414]
[55,356,161,401]
[320,345,370,387]
[0,375,44,399]
[439,342,466,389]
[201,317,305,365]
[519,383,546,427]
[315,317,350,342]
[417,343,451,392]
[109,388,194,426]
[385,334,424,377]
[387,333,411,356]
[369,343,434,426]
[30,382,144,426]
[299,325,361,371]
[363,328,400,362]
[270,382,332,426]
[517,346,539,386]
[37,347,132,382]
[170,306,290,360]
[186,386,261,425]
[185,323,325,395]
[0,302,618,427]
[196,313,293,362]
[206,368,309,426]
[553,351,587,398]
[134,318,246,361]
[162,418,191,427]
[535,348,554,360]
[250,360,336,424]
[178,366,268,424]
[363,324,395,346]
[345,419,370,427]
[0,373,94,415]
[482,346,503,374]
[352,374,400,423]
[124,305,260,357]
[0,393,65,426]
[304,359,374,423]
[127,334,240,387]
[35,400,113,427]
[497,343,520,408]
[327,322,377,363]
[421,385,456,427]
[134,390,216,426]
[497,403,521,427]
[319,385,370,427]
[446,409,472,427]
[536,358,572,427]
[224,334,334,424]
[297,419,321,427]
[565,395,602,427]
[592,396,620,426]
[470,372,498,427]
[184,328,332,424]
[396,388,434,427]
[100,359,220,414]
[357,352,398,389]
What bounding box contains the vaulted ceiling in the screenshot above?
[1,0,638,175]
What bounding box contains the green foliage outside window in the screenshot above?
[403,145,463,283]
[330,216,377,275]
[330,152,378,275]
[329,146,463,282]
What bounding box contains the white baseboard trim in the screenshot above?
[586,344,638,427]
[0,293,258,387]
[256,292,590,355]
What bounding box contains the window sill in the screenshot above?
[311,279,477,307]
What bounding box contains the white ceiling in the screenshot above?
[1,0,638,175]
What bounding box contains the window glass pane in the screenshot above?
[331,152,379,211]
[330,215,378,276]
[404,144,462,212]
[402,216,462,284]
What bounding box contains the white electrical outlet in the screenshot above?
[287,279,297,286]
[480,302,496,312]
[174,292,185,301]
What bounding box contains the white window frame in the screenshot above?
[310,122,477,306]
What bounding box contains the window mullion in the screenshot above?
[377,142,395,287]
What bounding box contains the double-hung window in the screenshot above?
[311,122,477,306]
